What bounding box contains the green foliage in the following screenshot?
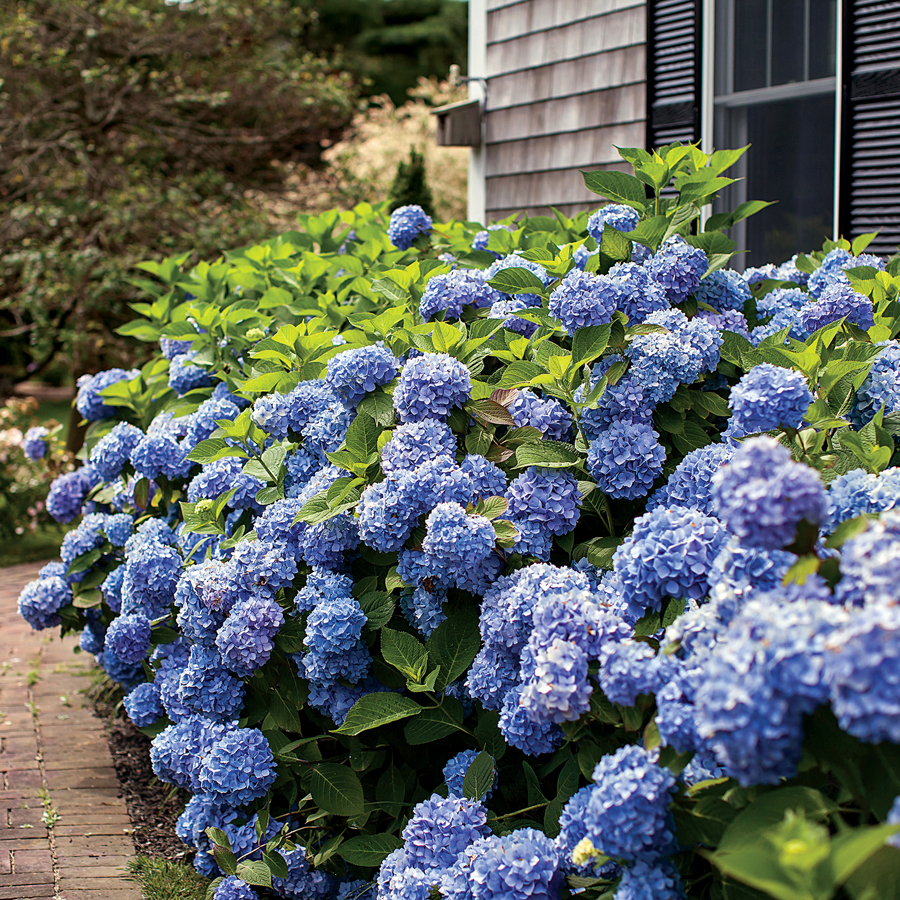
[0,0,357,382]
[388,147,436,217]
[125,856,209,900]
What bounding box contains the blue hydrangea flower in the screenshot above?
[695,269,751,313]
[215,595,284,676]
[774,254,810,286]
[130,433,191,482]
[579,374,655,441]
[587,204,640,239]
[442,749,497,799]
[381,419,456,474]
[573,243,597,270]
[80,621,105,655]
[506,468,580,536]
[254,498,307,556]
[124,682,164,727]
[711,436,828,550]
[647,237,709,304]
[420,270,501,320]
[647,443,734,516]
[807,247,883,298]
[499,684,565,756]
[103,513,134,547]
[834,509,900,607]
[461,454,507,500]
[422,502,495,573]
[469,828,562,900]
[326,343,400,408]
[508,389,573,441]
[608,262,670,323]
[98,649,145,689]
[826,467,900,533]
[742,262,779,285]
[46,465,100,523]
[301,402,353,465]
[301,595,369,686]
[188,457,263,510]
[696,308,750,337]
[357,471,423,552]
[121,541,182,619]
[213,876,259,900]
[487,294,540,337]
[751,307,805,345]
[612,505,728,619]
[392,353,471,424]
[583,744,677,861]
[250,381,337,439]
[23,426,49,460]
[101,566,125,614]
[182,396,240,450]
[400,586,447,637]
[295,568,354,614]
[168,351,214,395]
[548,269,624,333]
[177,645,245,721]
[520,637,591,724]
[852,342,900,426]
[725,363,812,438]
[798,282,875,334]
[104,613,151,664]
[617,860,685,900]
[400,794,492,871]
[599,639,670,707]
[17,575,71,630]
[587,421,665,499]
[75,368,138,421]
[706,536,796,616]
[160,336,194,359]
[388,204,433,250]
[756,286,807,319]
[196,727,276,806]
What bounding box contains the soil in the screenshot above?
[91,688,194,863]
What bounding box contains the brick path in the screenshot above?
[0,563,140,900]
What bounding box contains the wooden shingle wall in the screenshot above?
[484,0,647,220]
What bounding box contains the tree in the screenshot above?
[0,0,359,391]
[388,148,436,217]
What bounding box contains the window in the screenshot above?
[711,0,840,265]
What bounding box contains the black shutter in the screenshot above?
[647,0,702,149]
[843,1,900,254]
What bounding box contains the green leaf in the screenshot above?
[332,693,422,736]
[337,834,404,869]
[830,825,900,888]
[371,277,409,303]
[359,592,396,630]
[381,628,429,680]
[345,412,380,462]
[356,388,396,427]
[427,609,482,691]
[845,846,900,900]
[465,399,516,426]
[404,700,465,744]
[581,170,647,209]
[235,860,273,888]
[497,361,546,388]
[462,751,496,801]
[309,763,365,816]
[571,324,612,368]
[376,765,407,818]
[600,225,633,262]
[515,440,582,469]
[487,268,548,296]
[263,850,290,880]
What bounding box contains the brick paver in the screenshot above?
[0,563,140,900]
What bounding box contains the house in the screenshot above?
[445,0,900,263]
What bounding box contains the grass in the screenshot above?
[0,523,71,568]
[126,856,210,900]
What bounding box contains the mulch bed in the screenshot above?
[91,687,194,863]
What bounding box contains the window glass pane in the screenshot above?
[717,93,835,266]
[734,0,769,91]
[809,0,837,79]
[771,0,805,85]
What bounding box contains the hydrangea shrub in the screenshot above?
[18,145,900,900]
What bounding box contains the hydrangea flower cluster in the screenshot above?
[419,270,500,320]
[387,204,433,250]
[325,343,400,408]
[393,353,471,422]
[725,363,813,439]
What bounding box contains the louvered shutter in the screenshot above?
[844,1,900,254]
[647,0,701,148]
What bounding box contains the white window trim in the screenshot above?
[468,0,487,225]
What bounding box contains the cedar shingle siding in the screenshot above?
[484,0,647,220]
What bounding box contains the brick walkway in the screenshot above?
[0,563,140,900]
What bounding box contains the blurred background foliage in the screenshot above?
[0,0,468,393]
